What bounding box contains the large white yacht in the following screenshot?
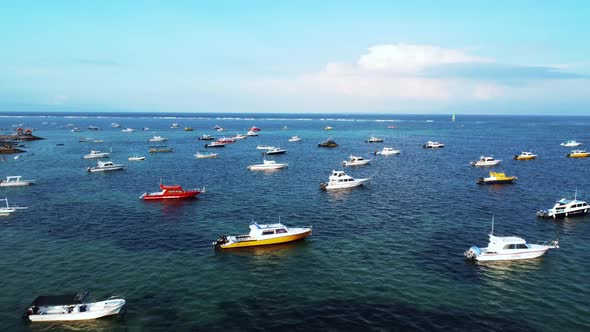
[537,192,589,218]
[320,170,370,190]
[470,156,501,167]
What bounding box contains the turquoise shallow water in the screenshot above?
[0,113,589,331]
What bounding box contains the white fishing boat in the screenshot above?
[374,147,400,156]
[246,130,259,136]
[87,160,125,173]
[264,147,287,155]
[0,176,35,187]
[342,155,371,166]
[366,136,384,143]
[0,197,28,215]
[464,218,559,261]
[22,292,126,322]
[231,134,247,140]
[320,170,370,190]
[171,123,180,129]
[121,128,136,132]
[560,140,581,147]
[288,136,301,142]
[423,141,445,148]
[537,191,589,218]
[195,152,218,159]
[148,135,167,142]
[83,150,110,159]
[256,145,274,150]
[513,151,538,160]
[111,122,120,128]
[470,156,501,167]
[213,221,312,249]
[128,154,146,161]
[247,159,288,171]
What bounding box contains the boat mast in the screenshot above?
[491,215,494,235]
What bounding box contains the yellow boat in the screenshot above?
[477,171,517,184]
[513,151,538,160]
[213,222,312,249]
[566,150,590,158]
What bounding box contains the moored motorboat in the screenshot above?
[513,151,538,160]
[318,138,338,148]
[342,155,371,166]
[140,183,202,200]
[198,134,215,141]
[148,136,167,142]
[566,150,590,158]
[83,150,110,159]
[264,147,286,155]
[216,137,236,144]
[256,145,274,150]
[366,136,384,143]
[0,197,28,215]
[324,126,333,130]
[537,191,589,218]
[423,141,445,148]
[171,123,180,129]
[23,293,125,322]
[148,146,174,153]
[195,152,218,159]
[0,176,35,187]
[121,128,136,132]
[184,127,193,131]
[247,159,288,171]
[205,142,226,148]
[464,218,558,261]
[373,147,400,156]
[470,156,501,167]
[560,140,581,147]
[249,126,261,132]
[231,134,247,140]
[213,221,311,249]
[477,171,517,184]
[87,160,125,172]
[246,130,259,136]
[288,136,301,142]
[128,154,146,161]
[320,170,370,190]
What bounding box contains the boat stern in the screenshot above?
[464,246,482,260]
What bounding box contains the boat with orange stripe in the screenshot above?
[213,221,312,249]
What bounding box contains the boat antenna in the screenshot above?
[574,187,578,200]
[491,215,495,235]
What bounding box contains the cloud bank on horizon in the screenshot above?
[0,1,589,114]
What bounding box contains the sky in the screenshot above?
[0,0,589,114]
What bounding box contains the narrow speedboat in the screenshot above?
[83,150,110,159]
[374,147,400,156]
[205,142,226,148]
[470,156,501,167]
[87,160,125,173]
[288,136,301,142]
[198,134,215,141]
[342,155,371,166]
[560,140,581,147]
[128,154,146,161]
[264,147,287,155]
[140,183,202,200]
[366,136,384,143]
[566,150,590,158]
[22,292,126,322]
[148,136,167,142]
[247,159,288,171]
[423,141,445,148]
[318,138,338,147]
[537,191,589,218]
[121,128,136,132]
[464,219,558,261]
[195,152,218,159]
[256,145,274,150]
[320,170,370,190]
[0,197,28,216]
[513,151,537,160]
[0,176,35,187]
[477,171,517,184]
[213,222,312,249]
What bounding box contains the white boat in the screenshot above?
[87,160,125,173]
[23,292,126,322]
[148,135,167,142]
[342,155,371,166]
[366,136,384,143]
[470,155,501,167]
[0,197,28,215]
[195,152,218,159]
[171,123,180,129]
[128,154,146,161]
[264,147,287,155]
[247,159,288,171]
[560,140,581,147]
[231,134,247,140]
[256,145,274,150]
[121,128,136,132]
[213,221,311,249]
[374,147,400,156]
[537,191,589,218]
[320,170,370,190]
[464,218,558,261]
[423,141,445,148]
[111,122,120,128]
[83,150,110,159]
[246,130,259,137]
[288,136,301,142]
[0,176,35,187]
[513,151,538,160]
[216,127,226,132]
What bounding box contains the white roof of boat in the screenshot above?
[490,235,526,244]
[250,223,285,229]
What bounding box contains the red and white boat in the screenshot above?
[216,137,236,144]
[140,184,203,200]
[250,126,261,132]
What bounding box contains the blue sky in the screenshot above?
[1,1,589,114]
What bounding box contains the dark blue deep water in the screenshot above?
[0,113,589,331]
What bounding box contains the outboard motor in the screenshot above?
[464,246,481,259]
[213,235,228,248]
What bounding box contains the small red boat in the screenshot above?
[140,184,202,200]
[216,137,236,144]
[250,126,261,132]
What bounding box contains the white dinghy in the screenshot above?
[23,292,126,322]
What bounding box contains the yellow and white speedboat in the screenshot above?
[213,222,312,249]
[513,151,538,160]
[566,150,590,158]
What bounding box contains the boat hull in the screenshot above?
[0,182,32,187]
[220,230,312,249]
[513,155,536,160]
[141,191,200,200]
[566,153,590,158]
[88,166,124,173]
[477,179,515,184]
[28,299,125,322]
[538,208,589,218]
[475,248,549,261]
[321,178,369,190]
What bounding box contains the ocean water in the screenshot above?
[0,113,589,331]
